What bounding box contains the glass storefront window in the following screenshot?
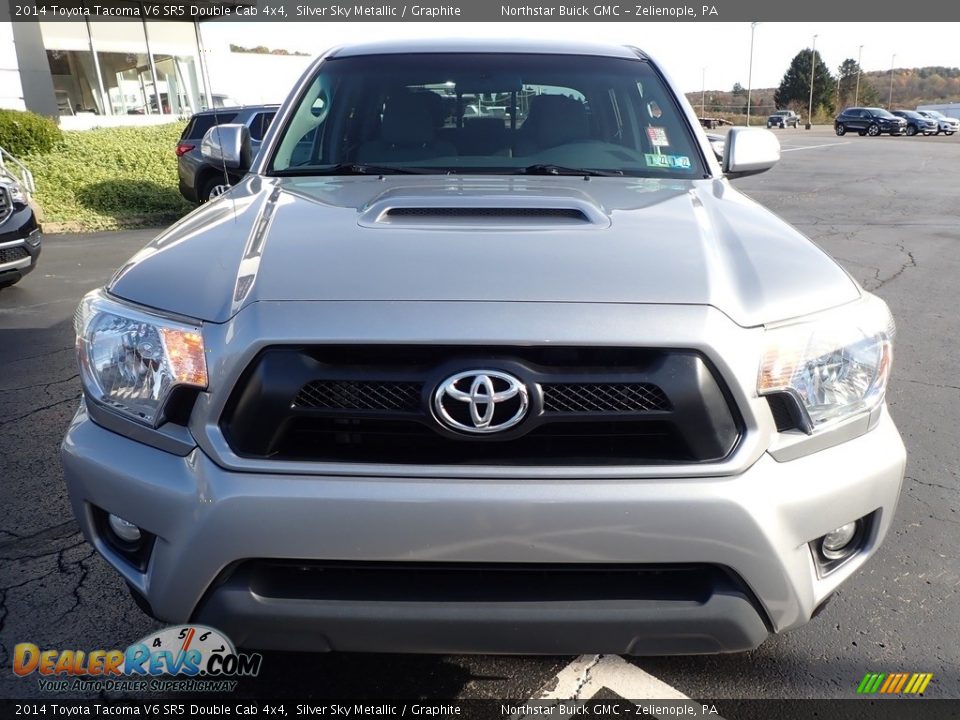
[40,19,205,118]
[90,22,156,115]
[96,51,153,115]
[154,55,202,116]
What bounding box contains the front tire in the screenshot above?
[906,125,918,136]
[835,123,846,136]
[867,123,880,136]
[945,131,955,136]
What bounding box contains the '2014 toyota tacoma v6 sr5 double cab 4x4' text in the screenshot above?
[62,39,905,655]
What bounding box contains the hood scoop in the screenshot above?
[359,194,610,230]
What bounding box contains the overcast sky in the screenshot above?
[202,22,960,94]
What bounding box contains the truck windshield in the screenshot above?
[269,52,705,178]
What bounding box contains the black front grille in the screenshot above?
[0,245,28,265]
[221,346,742,466]
[274,418,688,465]
[543,383,671,413]
[0,187,9,214]
[292,379,671,415]
[294,380,423,412]
[219,560,736,604]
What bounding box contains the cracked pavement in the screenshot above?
[0,129,958,701]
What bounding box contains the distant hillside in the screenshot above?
[229,44,309,56]
[861,66,960,108]
[687,66,960,119]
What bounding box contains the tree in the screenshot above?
[775,48,836,118]
[836,58,879,108]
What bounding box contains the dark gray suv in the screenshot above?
[834,107,907,137]
[176,105,277,203]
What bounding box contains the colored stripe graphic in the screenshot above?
[879,674,896,693]
[904,674,921,694]
[893,673,910,693]
[857,672,933,694]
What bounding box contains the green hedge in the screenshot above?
[27,122,194,231]
[0,109,62,156]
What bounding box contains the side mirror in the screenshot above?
[723,127,780,178]
[201,123,252,171]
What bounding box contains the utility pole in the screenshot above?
[854,44,863,106]
[700,67,706,117]
[807,34,818,129]
[746,22,759,125]
[888,53,897,107]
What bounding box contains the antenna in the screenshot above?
[196,22,236,219]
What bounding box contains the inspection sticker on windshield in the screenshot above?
[646,127,671,147]
[645,153,691,169]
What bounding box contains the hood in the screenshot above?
[109,175,859,326]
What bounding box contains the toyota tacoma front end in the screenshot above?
[61,40,905,655]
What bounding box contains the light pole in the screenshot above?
[854,44,863,106]
[807,34,818,129]
[746,22,759,125]
[888,53,896,107]
[700,67,706,117]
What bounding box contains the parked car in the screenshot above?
[176,105,278,203]
[0,170,41,289]
[834,107,907,136]
[890,110,938,136]
[64,40,905,656]
[916,110,959,136]
[766,110,801,128]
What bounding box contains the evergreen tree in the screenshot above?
[836,59,879,108]
[775,48,836,118]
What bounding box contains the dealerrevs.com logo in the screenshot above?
[13,625,262,693]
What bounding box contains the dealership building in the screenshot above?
[1,13,311,126]
[2,18,220,121]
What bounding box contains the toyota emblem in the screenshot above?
[433,370,529,434]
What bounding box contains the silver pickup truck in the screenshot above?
[767,110,802,128]
[63,39,905,656]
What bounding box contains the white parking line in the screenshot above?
[781,141,851,152]
[534,654,689,701]
[522,655,724,719]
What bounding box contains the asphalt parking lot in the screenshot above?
[1,126,958,702]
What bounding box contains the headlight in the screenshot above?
[74,290,207,426]
[758,294,894,432]
[2,182,27,205]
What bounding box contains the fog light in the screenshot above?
[821,522,858,559]
[108,514,142,544]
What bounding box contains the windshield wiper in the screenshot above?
[517,164,623,177]
[275,163,434,176]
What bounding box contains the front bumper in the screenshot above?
[61,400,905,655]
[0,205,41,283]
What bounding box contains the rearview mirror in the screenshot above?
[723,127,780,178]
[201,124,252,171]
